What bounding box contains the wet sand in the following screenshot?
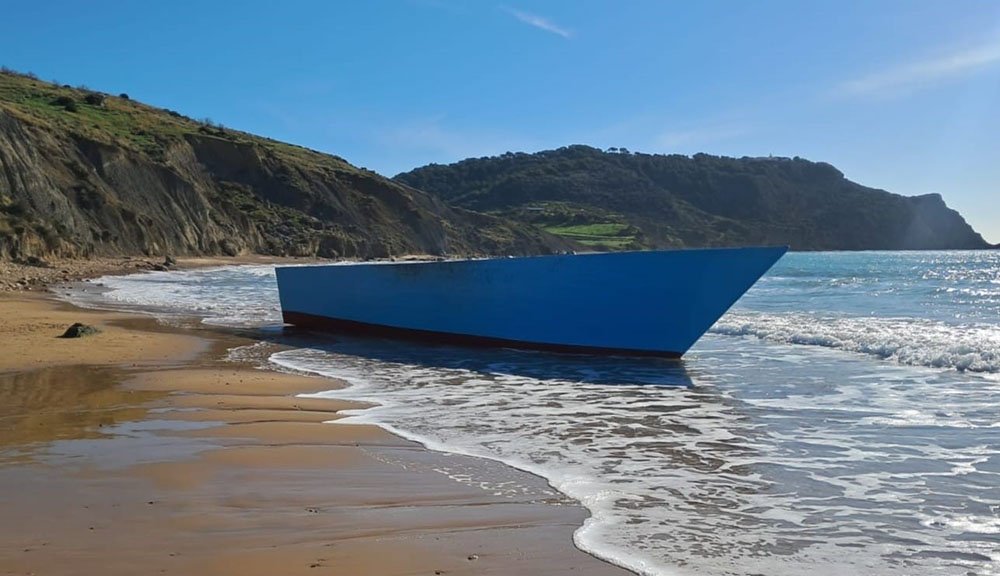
[0,292,631,575]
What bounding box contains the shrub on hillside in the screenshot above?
[83,92,106,106]
[52,95,78,112]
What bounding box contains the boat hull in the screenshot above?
[280,310,685,358]
[276,247,787,357]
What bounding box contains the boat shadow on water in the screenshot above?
[257,326,697,388]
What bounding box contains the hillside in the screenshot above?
[0,70,570,262]
[396,145,990,251]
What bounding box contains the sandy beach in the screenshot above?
[0,283,630,575]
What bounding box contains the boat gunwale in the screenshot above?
[275,245,790,271]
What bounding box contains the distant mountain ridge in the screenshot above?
[0,70,570,262]
[396,145,990,251]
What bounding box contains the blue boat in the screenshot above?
[275,246,787,358]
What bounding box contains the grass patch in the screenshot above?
[543,223,637,249]
[544,222,632,237]
[0,74,195,154]
[497,201,645,250]
[0,70,347,164]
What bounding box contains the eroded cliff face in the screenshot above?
[0,105,568,262]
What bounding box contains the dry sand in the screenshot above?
[0,291,631,575]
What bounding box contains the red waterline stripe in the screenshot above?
[281,311,683,359]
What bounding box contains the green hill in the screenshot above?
[395,145,990,251]
[0,70,570,262]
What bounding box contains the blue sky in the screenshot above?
[2,0,998,242]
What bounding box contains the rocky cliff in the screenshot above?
[0,71,569,262]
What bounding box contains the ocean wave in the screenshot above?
[920,514,1000,535]
[711,311,1000,375]
[65,265,283,327]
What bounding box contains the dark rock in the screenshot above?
[19,255,50,268]
[60,322,101,338]
[163,254,177,267]
[220,239,241,257]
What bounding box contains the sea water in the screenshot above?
[66,251,1000,576]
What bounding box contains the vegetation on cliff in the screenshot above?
[396,145,990,251]
[0,70,569,261]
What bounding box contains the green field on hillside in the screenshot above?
[542,222,637,248]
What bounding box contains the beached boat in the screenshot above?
[275,246,787,357]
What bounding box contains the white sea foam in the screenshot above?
[711,311,1000,375]
[224,341,277,365]
[64,265,284,326]
[921,514,1000,535]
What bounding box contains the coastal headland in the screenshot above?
[0,262,631,575]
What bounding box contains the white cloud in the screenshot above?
[501,6,572,38]
[839,41,1000,97]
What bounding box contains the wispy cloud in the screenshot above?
[839,41,1000,98]
[654,124,749,150]
[501,6,572,38]
[577,114,753,154]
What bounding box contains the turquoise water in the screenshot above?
[70,251,1000,576]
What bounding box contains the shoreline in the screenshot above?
[0,283,632,575]
[0,254,332,293]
